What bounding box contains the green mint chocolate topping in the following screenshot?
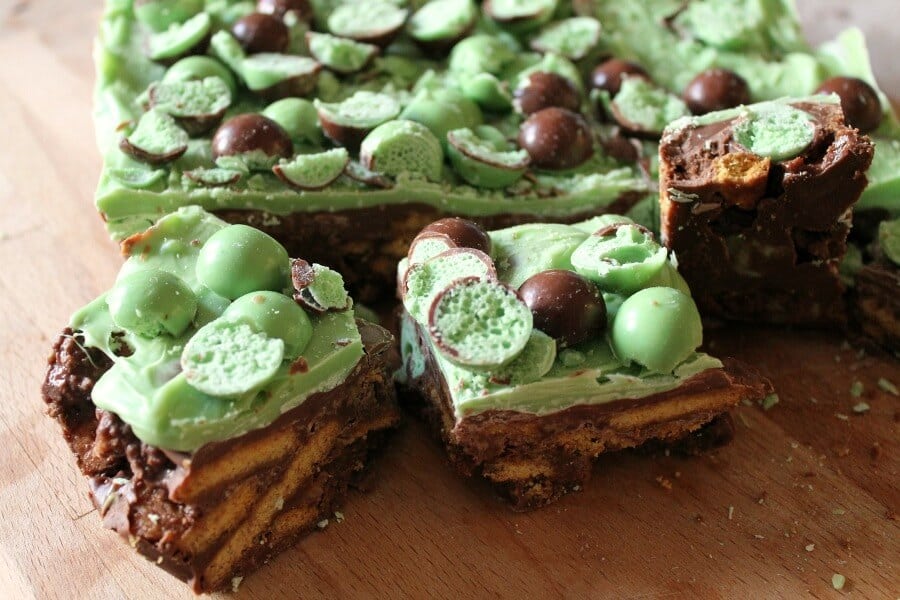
[71,207,364,451]
[879,218,900,267]
[195,224,291,299]
[306,32,379,74]
[732,103,816,161]
[274,148,349,190]
[400,90,484,150]
[530,17,602,61]
[182,319,285,397]
[610,287,703,374]
[447,127,530,189]
[429,277,533,368]
[148,12,211,62]
[360,119,443,182]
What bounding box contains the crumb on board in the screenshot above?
[728,506,734,520]
[317,519,329,529]
[655,475,672,491]
[334,511,345,523]
[835,413,849,421]
[761,393,779,410]
[852,401,870,414]
[832,508,846,516]
[850,381,864,397]
[231,576,243,592]
[831,573,846,590]
[805,543,815,552]
[877,377,899,396]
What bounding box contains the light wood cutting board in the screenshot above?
[0,1,897,598]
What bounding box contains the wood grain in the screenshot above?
[0,1,898,598]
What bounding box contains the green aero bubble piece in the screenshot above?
[296,263,351,312]
[150,77,232,120]
[879,218,900,267]
[403,249,496,322]
[163,56,238,98]
[530,16,602,61]
[570,224,668,294]
[674,0,766,53]
[448,34,517,76]
[429,278,533,368]
[274,148,349,190]
[611,287,703,374]
[209,29,247,76]
[134,0,204,32]
[446,127,530,189]
[315,91,402,130]
[400,90,483,150]
[484,329,556,385]
[181,319,285,397]
[327,0,408,41]
[610,78,691,135]
[359,119,444,182]
[732,104,815,162]
[486,0,558,34]
[121,108,189,163]
[306,31,379,74]
[240,53,321,92]
[459,73,513,112]
[148,12,212,62]
[262,98,322,145]
[407,0,477,44]
[107,269,198,338]
[196,224,291,300]
[573,214,635,234]
[514,51,584,94]
[222,291,313,358]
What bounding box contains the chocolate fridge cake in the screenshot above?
[396,216,770,510]
[41,207,399,593]
[659,96,875,325]
[849,217,900,352]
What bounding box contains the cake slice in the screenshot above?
[41,207,399,593]
[659,96,874,325]
[396,216,770,510]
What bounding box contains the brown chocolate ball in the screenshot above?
[518,107,594,170]
[419,218,491,255]
[211,114,293,161]
[683,68,751,115]
[257,0,313,21]
[518,270,606,347]
[816,76,883,134]
[514,71,582,115]
[590,59,650,97]
[232,13,290,54]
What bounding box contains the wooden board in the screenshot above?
[0,1,897,597]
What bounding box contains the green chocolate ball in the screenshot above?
[611,287,702,374]
[108,269,198,337]
[400,91,482,150]
[163,56,238,98]
[135,0,204,32]
[196,225,290,300]
[262,98,323,145]
[222,291,313,358]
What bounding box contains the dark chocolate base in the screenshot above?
[214,195,644,304]
[852,261,900,353]
[399,315,771,511]
[42,322,400,593]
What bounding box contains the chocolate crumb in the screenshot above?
[289,357,309,374]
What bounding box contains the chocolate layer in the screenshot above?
[660,102,874,325]
[42,321,400,593]
[399,315,771,510]
[214,195,645,304]
[853,261,900,352]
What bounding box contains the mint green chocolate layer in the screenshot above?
[70,206,363,451]
[398,215,723,419]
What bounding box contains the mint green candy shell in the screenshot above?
[196,224,290,300]
[223,291,313,358]
[107,269,197,337]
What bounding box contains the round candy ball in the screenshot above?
[232,12,290,54]
[611,287,702,374]
[163,56,238,98]
[196,224,291,300]
[518,107,594,170]
[223,291,313,358]
[211,114,293,162]
[514,71,581,115]
[419,218,492,255]
[108,269,198,337]
[590,58,650,97]
[815,76,883,134]
[518,269,606,347]
[683,68,750,115]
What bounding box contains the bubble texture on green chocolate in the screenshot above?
[570,224,668,294]
[675,0,766,52]
[181,319,285,397]
[107,269,198,337]
[262,98,322,144]
[135,0,203,32]
[241,54,321,91]
[732,104,815,161]
[429,278,533,368]
[404,249,495,322]
[196,224,290,299]
[275,148,349,189]
[163,56,238,97]
[484,329,556,385]
[611,78,690,133]
[611,287,702,374]
[303,264,351,311]
[306,32,378,74]
[448,35,517,76]
[148,12,211,61]
[530,17,602,61]
[408,0,477,42]
[360,119,443,182]
[447,127,529,189]
[150,76,232,118]
[408,235,455,266]
[327,0,408,39]
[124,108,189,158]
[315,91,401,129]
[487,0,557,32]
[222,291,313,358]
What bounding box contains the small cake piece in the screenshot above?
[41,207,399,593]
[396,216,770,510]
[659,97,874,325]
[851,217,900,352]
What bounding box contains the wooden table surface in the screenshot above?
[1,1,898,598]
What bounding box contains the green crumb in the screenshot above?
[849,381,864,397]
[761,393,779,411]
[877,377,899,396]
[831,573,846,591]
[852,401,870,414]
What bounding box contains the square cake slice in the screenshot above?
[659,96,874,325]
[41,207,399,593]
[395,216,770,510]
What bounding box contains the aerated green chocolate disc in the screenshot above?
[360,119,444,182]
[273,148,349,190]
[570,224,668,294]
[447,127,530,189]
[732,103,815,162]
[530,17,602,61]
[148,12,212,62]
[306,32,379,74]
[120,108,189,164]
